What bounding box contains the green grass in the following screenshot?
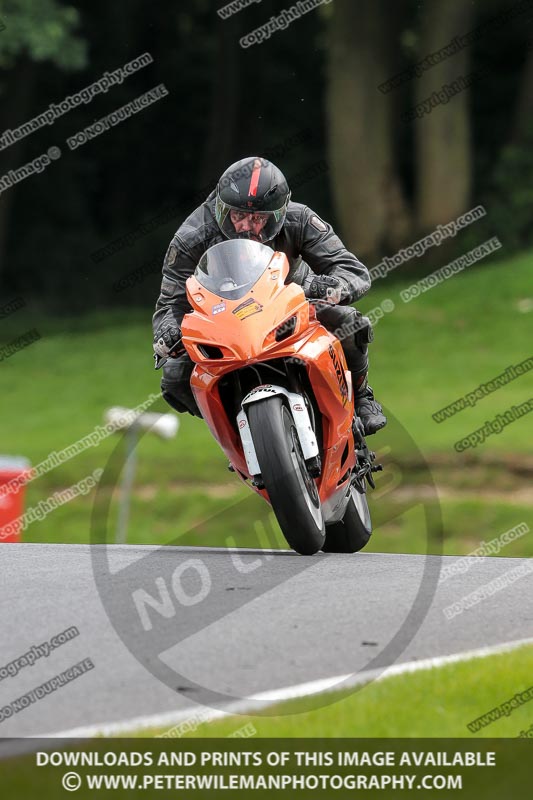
[358,249,533,456]
[17,473,532,558]
[140,644,533,739]
[1,249,532,547]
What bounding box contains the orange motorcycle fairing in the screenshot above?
[181,249,357,504]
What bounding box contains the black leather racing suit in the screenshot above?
[153,190,373,417]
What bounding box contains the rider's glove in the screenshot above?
[303,274,346,305]
[153,322,183,359]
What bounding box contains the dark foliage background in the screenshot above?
[0,0,532,312]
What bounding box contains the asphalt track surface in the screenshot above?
[1,544,532,737]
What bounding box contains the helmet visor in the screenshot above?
[215,195,289,243]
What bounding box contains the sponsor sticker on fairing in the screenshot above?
[232,297,263,320]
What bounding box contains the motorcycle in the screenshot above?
[161,239,382,555]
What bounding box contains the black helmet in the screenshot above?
[215,157,290,243]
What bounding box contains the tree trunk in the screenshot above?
[415,0,474,230]
[326,0,410,260]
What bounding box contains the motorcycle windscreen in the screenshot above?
[194,239,275,300]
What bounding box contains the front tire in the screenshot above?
[247,397,325,555]
[322,482,372,553]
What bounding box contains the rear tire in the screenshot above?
[247,396,325,555]
[322,482,372,553]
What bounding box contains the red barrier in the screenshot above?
[0,456,31,543]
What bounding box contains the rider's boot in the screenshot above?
[353,373,387,436]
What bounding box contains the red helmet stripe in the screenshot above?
[248,159,262,197]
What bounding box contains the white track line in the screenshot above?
[33,636,533,740]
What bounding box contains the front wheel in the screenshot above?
[247,396,325,555]
[322,482,372,553]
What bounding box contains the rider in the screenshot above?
[153,157,387,436]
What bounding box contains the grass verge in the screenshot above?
[138,644,533,739]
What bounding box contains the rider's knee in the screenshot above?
[316,305,374,350]
[353,314,374,350]
[161,387,201,416]
[161,357,201,417]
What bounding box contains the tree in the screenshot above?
[326,0,410,260]
[414,0,474,230]
[0,0,87,288]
